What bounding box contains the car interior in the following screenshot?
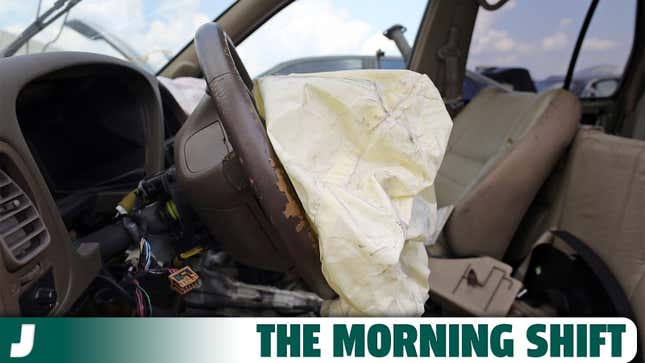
[0,0,643,355]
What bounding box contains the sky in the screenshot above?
[0,0,235,70]
[0,0,636,79]
[465,0,635,79]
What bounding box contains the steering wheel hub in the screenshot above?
[174,23,335,299]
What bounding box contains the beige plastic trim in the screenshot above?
[0,143,100,316]
[428,256,522,316]
[409,0,478,99]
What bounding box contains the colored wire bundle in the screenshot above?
[134,281,152,317]
[147,267,179,275]
[134,286,144,316]
[130,237,164,316]
[139,237,152,272]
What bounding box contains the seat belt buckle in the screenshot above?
[428,256,523,316]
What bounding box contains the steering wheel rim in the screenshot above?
[194,23,335,299]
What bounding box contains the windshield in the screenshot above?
[1,0,236,72]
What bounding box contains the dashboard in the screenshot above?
[0,52,165,315]
[17,64,151,195]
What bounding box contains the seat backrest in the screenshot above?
[436,87,580,259]
[625,91,645,140]
[518,128,645,356]
[437,88,537,206]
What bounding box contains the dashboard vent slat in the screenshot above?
[0,190,23,205]
[8,225,46,255]
[1,214,39,240]
[0,169,49,270]
[0,202,30,224]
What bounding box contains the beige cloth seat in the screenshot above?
[625,91,645,140]
[435,87,580,259]
[515,128,645,357]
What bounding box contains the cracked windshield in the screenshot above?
[0,0,236,72]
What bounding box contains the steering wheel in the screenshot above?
[183,22,334,298]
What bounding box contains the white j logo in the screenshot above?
[10,324,35,358]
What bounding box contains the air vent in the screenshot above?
[0,169,49,270]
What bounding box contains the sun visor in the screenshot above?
[255,70,452,315]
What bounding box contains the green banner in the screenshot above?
[0,317,637,362]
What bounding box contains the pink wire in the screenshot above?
[135,287,144,316]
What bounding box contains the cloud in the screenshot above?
[466,2,580,78]
[2,0,628,82]
[0,0,40,21]
[33,0,142,61]
[471,28,518,54]
[140,1,210,68]
[2,0,212,70]
[583,37,617,51]
[359,32,399,57]
[3,0,421,75]
[542,31,568,50]
[67,0,209,69]
[467,0,535,71]
[493,54,518,65]
[469,1,530,56]
[541,17,575,51]
[236,0,374,76]
[559,17,573,27]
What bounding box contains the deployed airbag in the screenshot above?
[254,70,452,315]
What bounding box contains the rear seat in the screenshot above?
[511,128,645,356]
[435,87,580,259]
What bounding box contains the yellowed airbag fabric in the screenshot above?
[254,70,452,316]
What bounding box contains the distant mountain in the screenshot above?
[536,64,621,93]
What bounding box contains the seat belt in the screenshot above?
[438,26,464,114]
[521,230,640,362]
[549,230,635,321]
[518,230,634,318]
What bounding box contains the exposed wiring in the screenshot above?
[130,238,154,316]
[147,267,178,275]
[139,237,152,272]
[144,240,150,271]
[134,286,144,316]
[96,272,153,316]
[137,284,153,316]
[146,242,151,270]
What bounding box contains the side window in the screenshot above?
[237,0,427,78]
[574,0,636,98]
[378,58,406,70]
[467,0,635,100]
[262,57,364,76]
[467,1,589,98]
[462,75,482,101]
